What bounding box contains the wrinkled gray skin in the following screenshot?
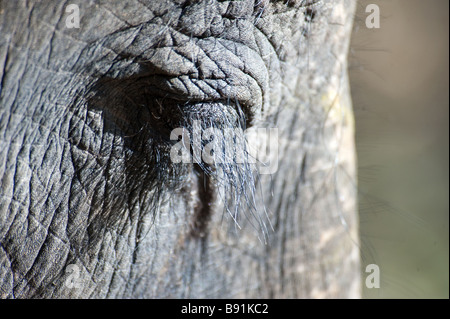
[0,0,359,298]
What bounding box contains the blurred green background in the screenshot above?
[349,0,449,298]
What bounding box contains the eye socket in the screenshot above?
[86,73,251,150]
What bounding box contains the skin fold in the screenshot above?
[0,0,359,298]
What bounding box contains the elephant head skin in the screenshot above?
[0,0,359,298]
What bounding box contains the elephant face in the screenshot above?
[0,0,359,298]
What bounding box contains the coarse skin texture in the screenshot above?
[0,0,359,298]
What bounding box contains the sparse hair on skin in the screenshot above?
[67,0,320,260]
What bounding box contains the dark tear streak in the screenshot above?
[190,164,214,239]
